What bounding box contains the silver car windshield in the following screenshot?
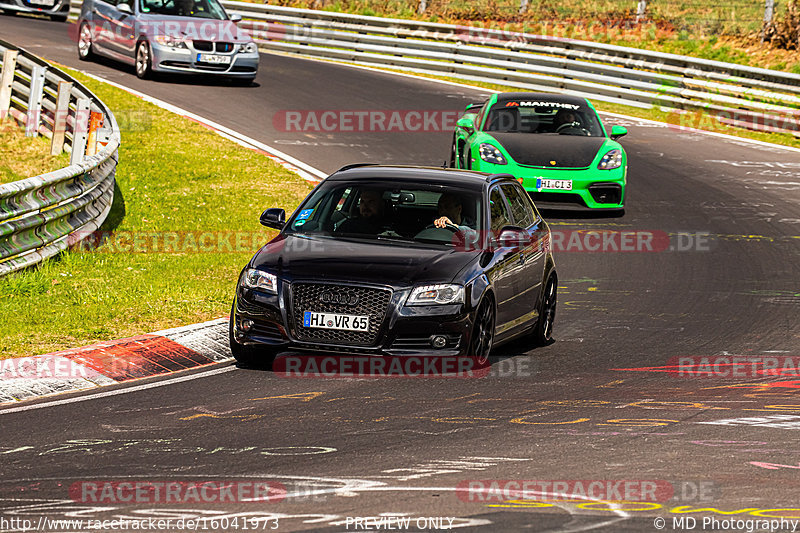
[140,0,228,19]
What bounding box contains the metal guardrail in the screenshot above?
[224,2,800,136]
[65,2,800,134]
[0,39,119,277]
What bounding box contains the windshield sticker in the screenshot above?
[505,101,580,110]
[294,219,307,227]
[297,209,314,220]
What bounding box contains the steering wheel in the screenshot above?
[556,121,582,133]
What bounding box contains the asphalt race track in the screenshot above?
[2,15,800,533]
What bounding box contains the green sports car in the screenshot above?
[451,92,628,212]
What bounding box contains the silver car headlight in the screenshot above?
[242,268,277,294]
[239,42,258,53]
[154,35,188,49]
[598,149,622,170]
[479,143,507,165]
[407,284,465,306]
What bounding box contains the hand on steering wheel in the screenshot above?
[430,216,461,232]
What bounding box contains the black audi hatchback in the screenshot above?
[230,165,557,367]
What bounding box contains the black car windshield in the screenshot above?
[140,0,227,19]
[484,100,604,137]
[284,183,485,247]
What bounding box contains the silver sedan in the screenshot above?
[77,0,258,84]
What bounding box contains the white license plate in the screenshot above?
[28,0,55,6]
[303,311,369,332]
[197,54,231,64]
[536,178,572,191]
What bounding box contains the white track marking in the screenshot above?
[0,366,236,415]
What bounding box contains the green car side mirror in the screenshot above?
[610,125,628,140]
[457,116,475,132]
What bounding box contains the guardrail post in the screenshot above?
[0,50,18,121]
[25,65,46,137]
[762,0,775,42]
[70,97,91,165]
[50,81,73,155]
[417,0,426,14]
[636,0,647,22]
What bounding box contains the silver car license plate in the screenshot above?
[197,54,231,64]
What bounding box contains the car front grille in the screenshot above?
[192,41,234,53]
[193,40,213,51]
[528,191,587,207]
[291,283,392,346]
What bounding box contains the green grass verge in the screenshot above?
[0,120,71,185]
[0,68,313,359]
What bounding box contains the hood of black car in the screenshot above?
[251,234,480,286]
[486,133,605,168]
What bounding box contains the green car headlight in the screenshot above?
[479,144,507,165]
[598,149,622,170]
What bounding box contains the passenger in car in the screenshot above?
[336,188,389,234]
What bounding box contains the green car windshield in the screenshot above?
[284,183,485,247]
[484,101,604,137]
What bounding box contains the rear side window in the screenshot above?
[501,184,536,228]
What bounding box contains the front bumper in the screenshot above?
[231,282,475,357]
[472,160,626,210]
[150,42,258,78]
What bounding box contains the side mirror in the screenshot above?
[465,102,483,112]
[498,226,530,249]
[457,115,475,133]
[610,125,628,140]
[117,3,132,14]
[260,208,285,230]
[229,13,242,22]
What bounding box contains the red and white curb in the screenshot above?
[0,318,230,406]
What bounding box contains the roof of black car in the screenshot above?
[495,92,588,106]
[328,165,515,190]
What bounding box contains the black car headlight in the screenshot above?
[598,149,622,170]
[479,144,507,165]
[406,284,465,306]
[242,268,277,294]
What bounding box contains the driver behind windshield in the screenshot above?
[554,109,579,130]
[433,193,478,243]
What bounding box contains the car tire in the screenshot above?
[50,13,68,22]
[449,137,457,168]
[135,41,153,79]
[78,22,95,61]
[228,307,277,369]
[532,271,557,345]
[470,294,495,365]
